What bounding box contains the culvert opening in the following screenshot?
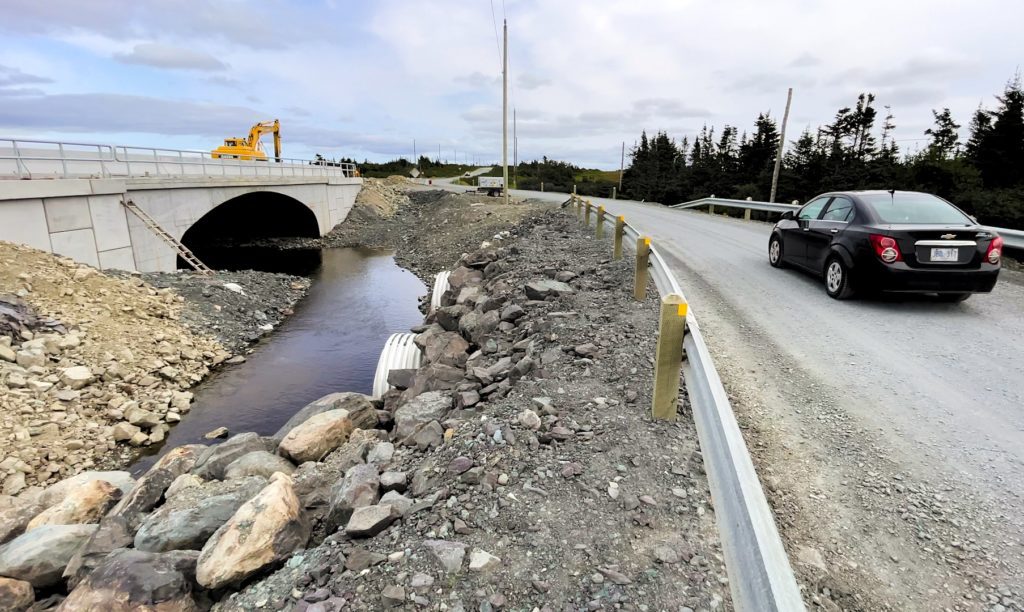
[180,191,322,275]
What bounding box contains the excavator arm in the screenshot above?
[247,120,281,161]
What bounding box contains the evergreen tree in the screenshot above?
[924,108,961,159]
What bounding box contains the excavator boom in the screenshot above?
[211,119,281,161]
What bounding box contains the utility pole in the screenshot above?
[501,19,509,205]
[513,107,517,189]
[618,141,625,192]
[413,139,417,168]
[769,88,793,203]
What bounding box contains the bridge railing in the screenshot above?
[0,138,358,181]
[673,196,1024,251]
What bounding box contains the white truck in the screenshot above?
[475,176,505,197]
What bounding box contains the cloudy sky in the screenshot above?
[1,0,1022,168]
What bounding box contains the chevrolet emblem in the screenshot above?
[940,233,956,239]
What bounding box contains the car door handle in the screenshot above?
[802,227,810,232]
[830,228,839,234]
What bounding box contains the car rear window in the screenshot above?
[861,193,972,225]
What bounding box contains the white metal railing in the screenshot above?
[673,196,1024,251]
[0,137,358,180]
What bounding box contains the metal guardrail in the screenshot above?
[0,137,358,180]
[672,196,1024,251]
[572,195,805,612]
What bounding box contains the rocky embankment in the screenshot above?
[0,209,728,610]
[0,241,308,494]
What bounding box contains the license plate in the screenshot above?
[931,247,958,262]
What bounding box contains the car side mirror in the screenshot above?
[781,210,794,220]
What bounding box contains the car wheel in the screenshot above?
[768,236,786,268]
[936,293,971,303]
[825,257,855,299]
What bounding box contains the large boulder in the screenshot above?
[36,471,134,509]
[325,464,379,530]
[393,391,452,440]
[278,409,369,463]
[423,331,470,367]
[223,451,295,480]
[196,473,309,589]
[192,434,270,480]
[0,524,98,587]
[446,266,483,292]
[0,496,42,545]
[271,392,375,442]
[58,549,199,612]
[459,310,501,345]
[61,516,133,589]
[0,577,32,612]
[134,477,266,553]
[27,479,121,531]
[113,445,204,532]
[525,279,574,300]
[401,364,466,400]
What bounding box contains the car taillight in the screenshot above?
[986,236,1003,265]
[869,234,902,264]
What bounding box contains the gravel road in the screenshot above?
[434,183,1024,610]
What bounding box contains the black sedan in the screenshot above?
[768,190,1002,301]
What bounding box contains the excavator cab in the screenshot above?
[211,120,281,161]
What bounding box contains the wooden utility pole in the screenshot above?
[502,19,509,205]
[769,88,793,203]
[619,141,625,192]
[513,107,518,189]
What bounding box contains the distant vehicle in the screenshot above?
[476,176,505,197]
[212,120,281,161]
[463,171,472,177]
[768,190,1002,301]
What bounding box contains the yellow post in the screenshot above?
[651,294,688,421]
[596,206,606,239]
[744,208,752,221]
[633,237,651,301]
[613,216,625,260]
[585,201,592,226]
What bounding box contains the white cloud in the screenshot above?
[114,43,227,71]
[2,0,1024,167]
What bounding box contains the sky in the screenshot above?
[1,0,1023,169]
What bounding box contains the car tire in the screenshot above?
[824,256,855,300]
[768,235,786,268]
[936,293,971,303]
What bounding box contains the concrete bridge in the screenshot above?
[0,138,363,272]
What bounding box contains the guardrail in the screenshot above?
[0,137,358,180]
[672,196,1024,251]
[569,195,805,612]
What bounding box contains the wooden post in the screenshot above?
[596,206,606,239]
[744,208,752,221]
[576,196,582,219]
[651,294,687,421]
[613,216,625,260]
[584,201,592,226]
[612,186,617,200]
[709,204,716,215]
[633,237,650,301]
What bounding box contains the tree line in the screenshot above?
[621,77,1024,229]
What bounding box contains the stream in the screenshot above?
[131,247,425,474]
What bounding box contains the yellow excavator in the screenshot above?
[211,120,281,161]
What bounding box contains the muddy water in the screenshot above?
[131,247,425,474]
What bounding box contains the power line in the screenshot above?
[488,0,503,71]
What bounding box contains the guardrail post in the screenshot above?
[584,201,592,226]
[634,237,650,301]
[612,186,617,200]
[652,294,687,421]
[744,208,752,221]
[613,216,625,260]
[709,203,716,215]
[596,206,606,239]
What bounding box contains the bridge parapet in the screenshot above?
[0,138,357,181]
